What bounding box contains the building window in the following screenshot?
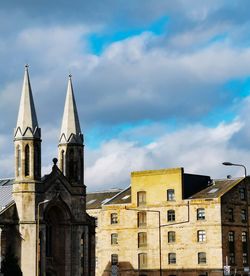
[138,253,147,269]
[229,252,235,265]
[137,191,146,207]
[111,233,118,245]
[138,232,147,248]
[25,144,30,176]
[198,252,206,264]
[168,253,176,264]
[111,213,118,224]
[242,231,247,242]
[243,253,248,265]
[111,254,118,265]
[17,145,21,176]
[228,231,234,242]
[167,189,175,201]
[240,187,246,200]
[168,231,176,243]
[197,230,206,242]
[197,208,205,220]
[167,210,175,222]
[138,211,147,228]
[241,209,247,222]
[228,208,234,222]
[60,150,65,174]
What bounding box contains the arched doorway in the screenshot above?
[44,204,71,276]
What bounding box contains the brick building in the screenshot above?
[87,167,250,276]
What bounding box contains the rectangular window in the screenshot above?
[111,254,118,265]
[138,253,147,269]
[197,230,206,242]
[229,252,235,265]
[167,210,175,222]
[168,253,176,264]
[111,233,118,245]
[167,189,175,201]
[168,231,176,243]
[240,187,246,200]
[241,209,247,223]
[243,253,248,265]
[228,208,234,222]
[138,211,147,228]
[111,213,118,224]
[138,232,147,248]
[242,231,247,243]
[197,208,205,220]
[198,252,206,264]
[228,231,234,242]
[137,191,146,207]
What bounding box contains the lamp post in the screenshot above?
[222,162,249,271]
[36,199,50,276]
[222,162,247,177]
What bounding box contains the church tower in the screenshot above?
[58,75,84,186]
[12,65,41,275]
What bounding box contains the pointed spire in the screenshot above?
[59,75,83,144]
[14,65,40,139]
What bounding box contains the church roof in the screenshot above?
[14,65,40,139]
[59,75,83,144]
[0,179,14,210]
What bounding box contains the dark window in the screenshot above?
[138,253,147,269]
[241,209,247,222]
[167,210,175,222]
[61,150,65,174]
[167,189,175,201]
[228,208,234,222]
[168,231,176,243]
[197,208,205,220]
[46,224,52,257]
[137,191,146,207]
[111,233,118,245]
[240,188,246,200]
[138,212,147,228]
[197,230,206,242]
[111,254,118,265]
[111,213,118,224]
[229,252,235,265]
[25,144,30,176]
[138,232,147,248]
[228,231,234,242]
[198,252,206,264]
[243,253,248,265]
[168,253,176,264]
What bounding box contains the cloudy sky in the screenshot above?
[1,0,250,191]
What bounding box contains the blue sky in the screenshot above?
[1,0,250,190]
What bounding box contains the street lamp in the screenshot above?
[36,199,50,276]
[222,162,247,177]
[222,162,249,271]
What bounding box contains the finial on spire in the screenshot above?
[25,64,29,70]
[69,74,72,79]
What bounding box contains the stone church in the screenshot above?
[0,66,96,276]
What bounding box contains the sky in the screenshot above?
[1,0,250,191]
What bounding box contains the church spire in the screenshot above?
[59,75,83,145]
[14,65,40,139]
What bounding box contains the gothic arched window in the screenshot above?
[25,144,30,176]
[17,145,21,176]
[61,150,65,174]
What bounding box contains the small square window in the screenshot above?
[111,233,118,245]
[138,253,147,269]
[241,209,247,223]
[111,254,118,265]
[167,210,175,222]
[168,253,176,264]
[242,232,247,242]
[228,231,234,242]
[111,213,118,224]
[197,208,205,220]
[167,189,175,201]
[137,191,146,207]
[138,212,147,228]
[197,230,206,242]
[240,187,246,200]
[243,253,248,265]
[229,252,235,265]
[168,231,176,243]
[198,252,206,264]
[138,232,147,248]
[228,208,234,222]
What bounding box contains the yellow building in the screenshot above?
[87,167,250,276]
